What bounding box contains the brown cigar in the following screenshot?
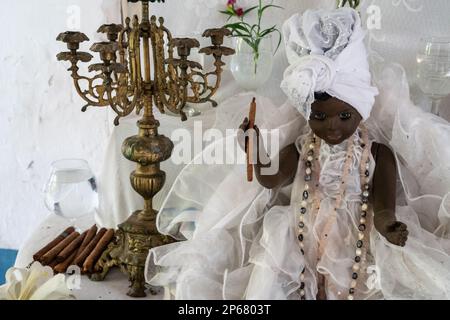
[32,227,75,261]
[56,231,87,263]
[247,97,257,182]
[54,225,98,273]
[54,250,78,274]
[77,225,98,252]
[40,231,80,265]
[82,229,115,274]
[48,259,60,269]
[74,228,107,267]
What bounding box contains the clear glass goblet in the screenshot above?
[416,37,450,116]
[44,159,98,229]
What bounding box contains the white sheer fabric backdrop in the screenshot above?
[97,0,450,227]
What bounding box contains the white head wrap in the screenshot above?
[280,8,379,121]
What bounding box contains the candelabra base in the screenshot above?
[90,211,175,297]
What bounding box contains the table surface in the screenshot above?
[15,213,164,300]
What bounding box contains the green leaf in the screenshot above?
[337,0,360,8]
[250,24,259,37]
[232,31,252,38]
[224,1,285,58]
[243,5,259,15]
[273,29,283,54]
[243,38,257,52]
[225,21,253,30]
[255,37,261,50]
[259,25,277,37]
[224,22,251,34]
[352,0,361,8]
[259,4,283,16]
[340,0,348,7]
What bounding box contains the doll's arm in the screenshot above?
[254,142,299,189]
[371,142,409,246]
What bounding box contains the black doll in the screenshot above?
[239,92,408,300]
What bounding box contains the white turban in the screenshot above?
[280,8,379,121]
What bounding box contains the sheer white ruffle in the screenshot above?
[145,63,450,300]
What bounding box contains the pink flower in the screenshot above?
[236,7,244,17]
[227,0,236,5]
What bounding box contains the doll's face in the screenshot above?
[309,95,362,145]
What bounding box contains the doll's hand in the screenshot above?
[237,117,260,153]
[374,215,409,247]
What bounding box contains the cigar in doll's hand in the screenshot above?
[40,231,80,265]
[54,225,97,274]
[32,227,75,261]
[74,228,107,268]
[83,229,115,274]
[246,97,257,182]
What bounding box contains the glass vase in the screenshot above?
[230,36,274,91]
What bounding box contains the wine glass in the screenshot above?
[44,159,98,229]
[416,37,450,116]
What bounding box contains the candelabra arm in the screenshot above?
[183,28,234,108]
[71,72,111,110]
[185,64,222,105]
[128,16,143,94]
[150,22,166,115]
[151,18,188,119]
[106,83,141,125]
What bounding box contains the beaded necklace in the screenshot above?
[297,125,371,300]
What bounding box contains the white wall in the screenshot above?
[0,0,121,249]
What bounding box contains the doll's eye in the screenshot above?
[339,112,352,120]
[312,112,326,121]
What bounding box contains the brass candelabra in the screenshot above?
[56,0,234,297]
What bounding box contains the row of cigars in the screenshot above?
[32,225,114,274]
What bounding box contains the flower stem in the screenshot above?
[254,50,259,74]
